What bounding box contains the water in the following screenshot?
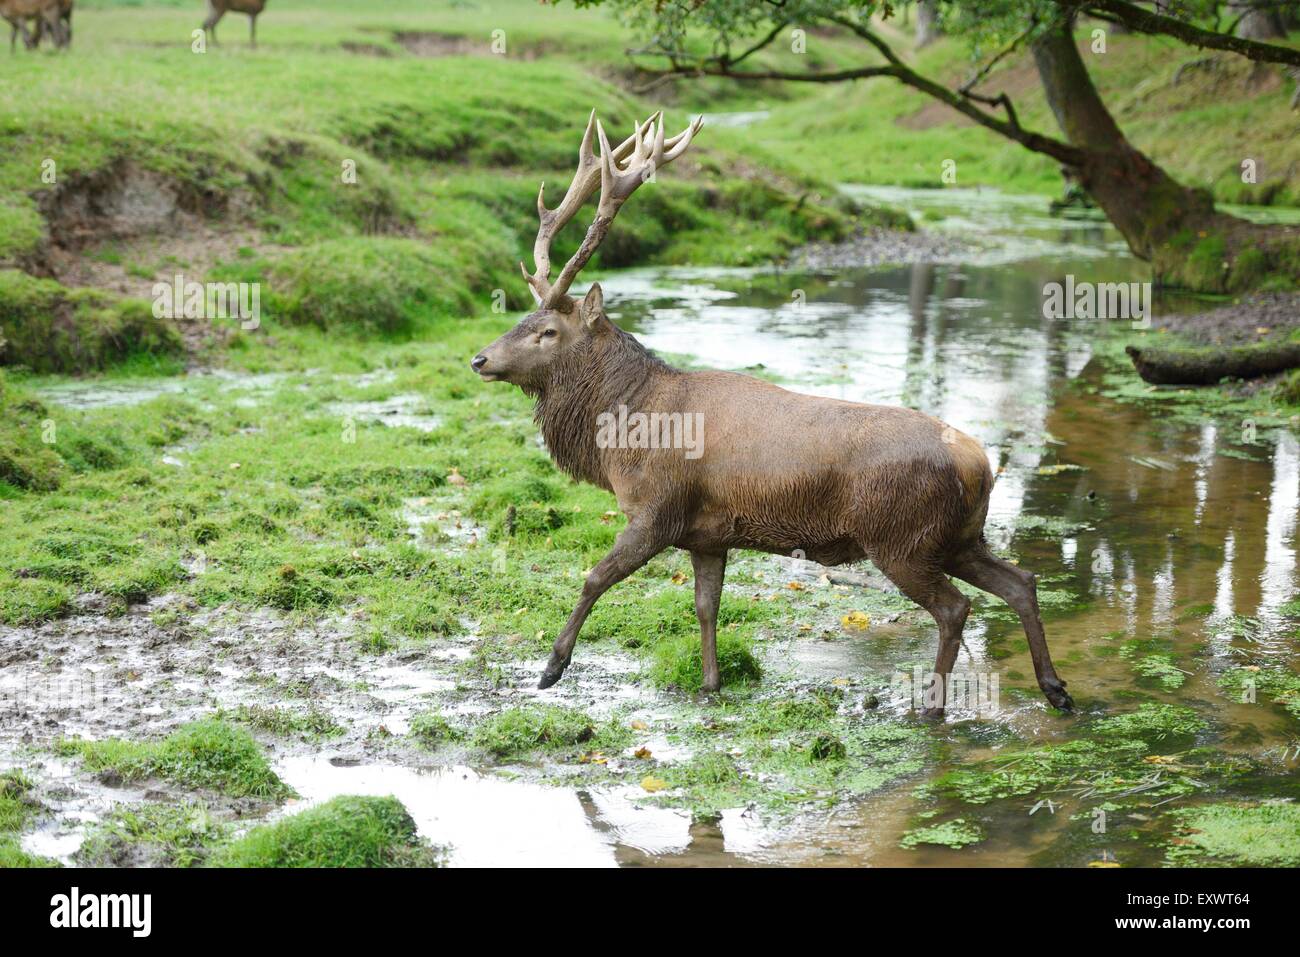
[581,186,1299,866]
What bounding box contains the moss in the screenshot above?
[77,801,229,868]
[1165,802,1300,867]
[0,271,182,374]
[1130,654,1186,691]
[900,817,984,850]
[1228,247,1270,293]
[211,795,444,868]
[1218,666,1300,720]
[471,705,626,757]
[57,719,291,799]
[408,711,463,747]
[647,630,763,693]
[222,705,345,740]
[1090,703,1207,740]
[1183,235,1228,293]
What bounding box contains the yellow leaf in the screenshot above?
[1088,860,1122,868]
[832,677,850,687]
[671,571,689,585]
[841,611,870,632]
[630,720,648,731]
[787,581,805,591]
[634,746,652,760]
[640,776,668,793]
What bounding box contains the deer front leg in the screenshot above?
[690,550,726,692]
[538,515,667,689]
[203,4,222,45]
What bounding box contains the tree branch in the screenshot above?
[1076,0,1300,67]
[633,44,1084,166]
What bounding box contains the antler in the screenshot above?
[521,109,704,310]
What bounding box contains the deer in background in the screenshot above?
[33,0,72,48]
[1,0,61,51]
[202,0,266,48]
[472,112,1073,718]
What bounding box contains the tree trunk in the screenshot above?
[915,1,941,48]
[1230,1,1288,40]
[1126,341,1300,384]
[1030,21,1300,291]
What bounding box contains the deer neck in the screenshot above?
[533,329,669,489]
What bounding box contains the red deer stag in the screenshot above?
[202,0,266,48]
[471,112,1073,717]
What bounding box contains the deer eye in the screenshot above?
[541,328,557,339]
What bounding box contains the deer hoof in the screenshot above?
[537,653,571,689]
[918,706,946,722]
[1042,680,1074,713]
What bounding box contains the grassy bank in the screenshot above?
[0,1,908,372]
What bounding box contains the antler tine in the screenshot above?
[529,111,703,310]
[522,111,659,306]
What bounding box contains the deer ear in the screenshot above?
[580,283,604,328]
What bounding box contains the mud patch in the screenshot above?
[35,160,250,254]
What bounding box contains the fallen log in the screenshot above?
[1125,341,1300,385]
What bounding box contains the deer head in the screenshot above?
[471,110,702,392]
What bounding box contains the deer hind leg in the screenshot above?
[875,557,970,719]
[947,542,1073,712]
[538,515,669,689]
[690,550,726,693]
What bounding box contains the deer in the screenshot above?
[31,0,71,48]
[201,0,266,49]
[1,0,60,51]
[471,111,1074,718]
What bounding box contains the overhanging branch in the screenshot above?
[1077,0,1300,67]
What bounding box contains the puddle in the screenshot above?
[328,394,440,432]
[275,757,711,866]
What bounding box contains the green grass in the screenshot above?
[471,704,629,757]
[56,719,292,799]
[220,704,345,740]
[0,769,59,867]
[77,801,230,868]
[211,795,444,867]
